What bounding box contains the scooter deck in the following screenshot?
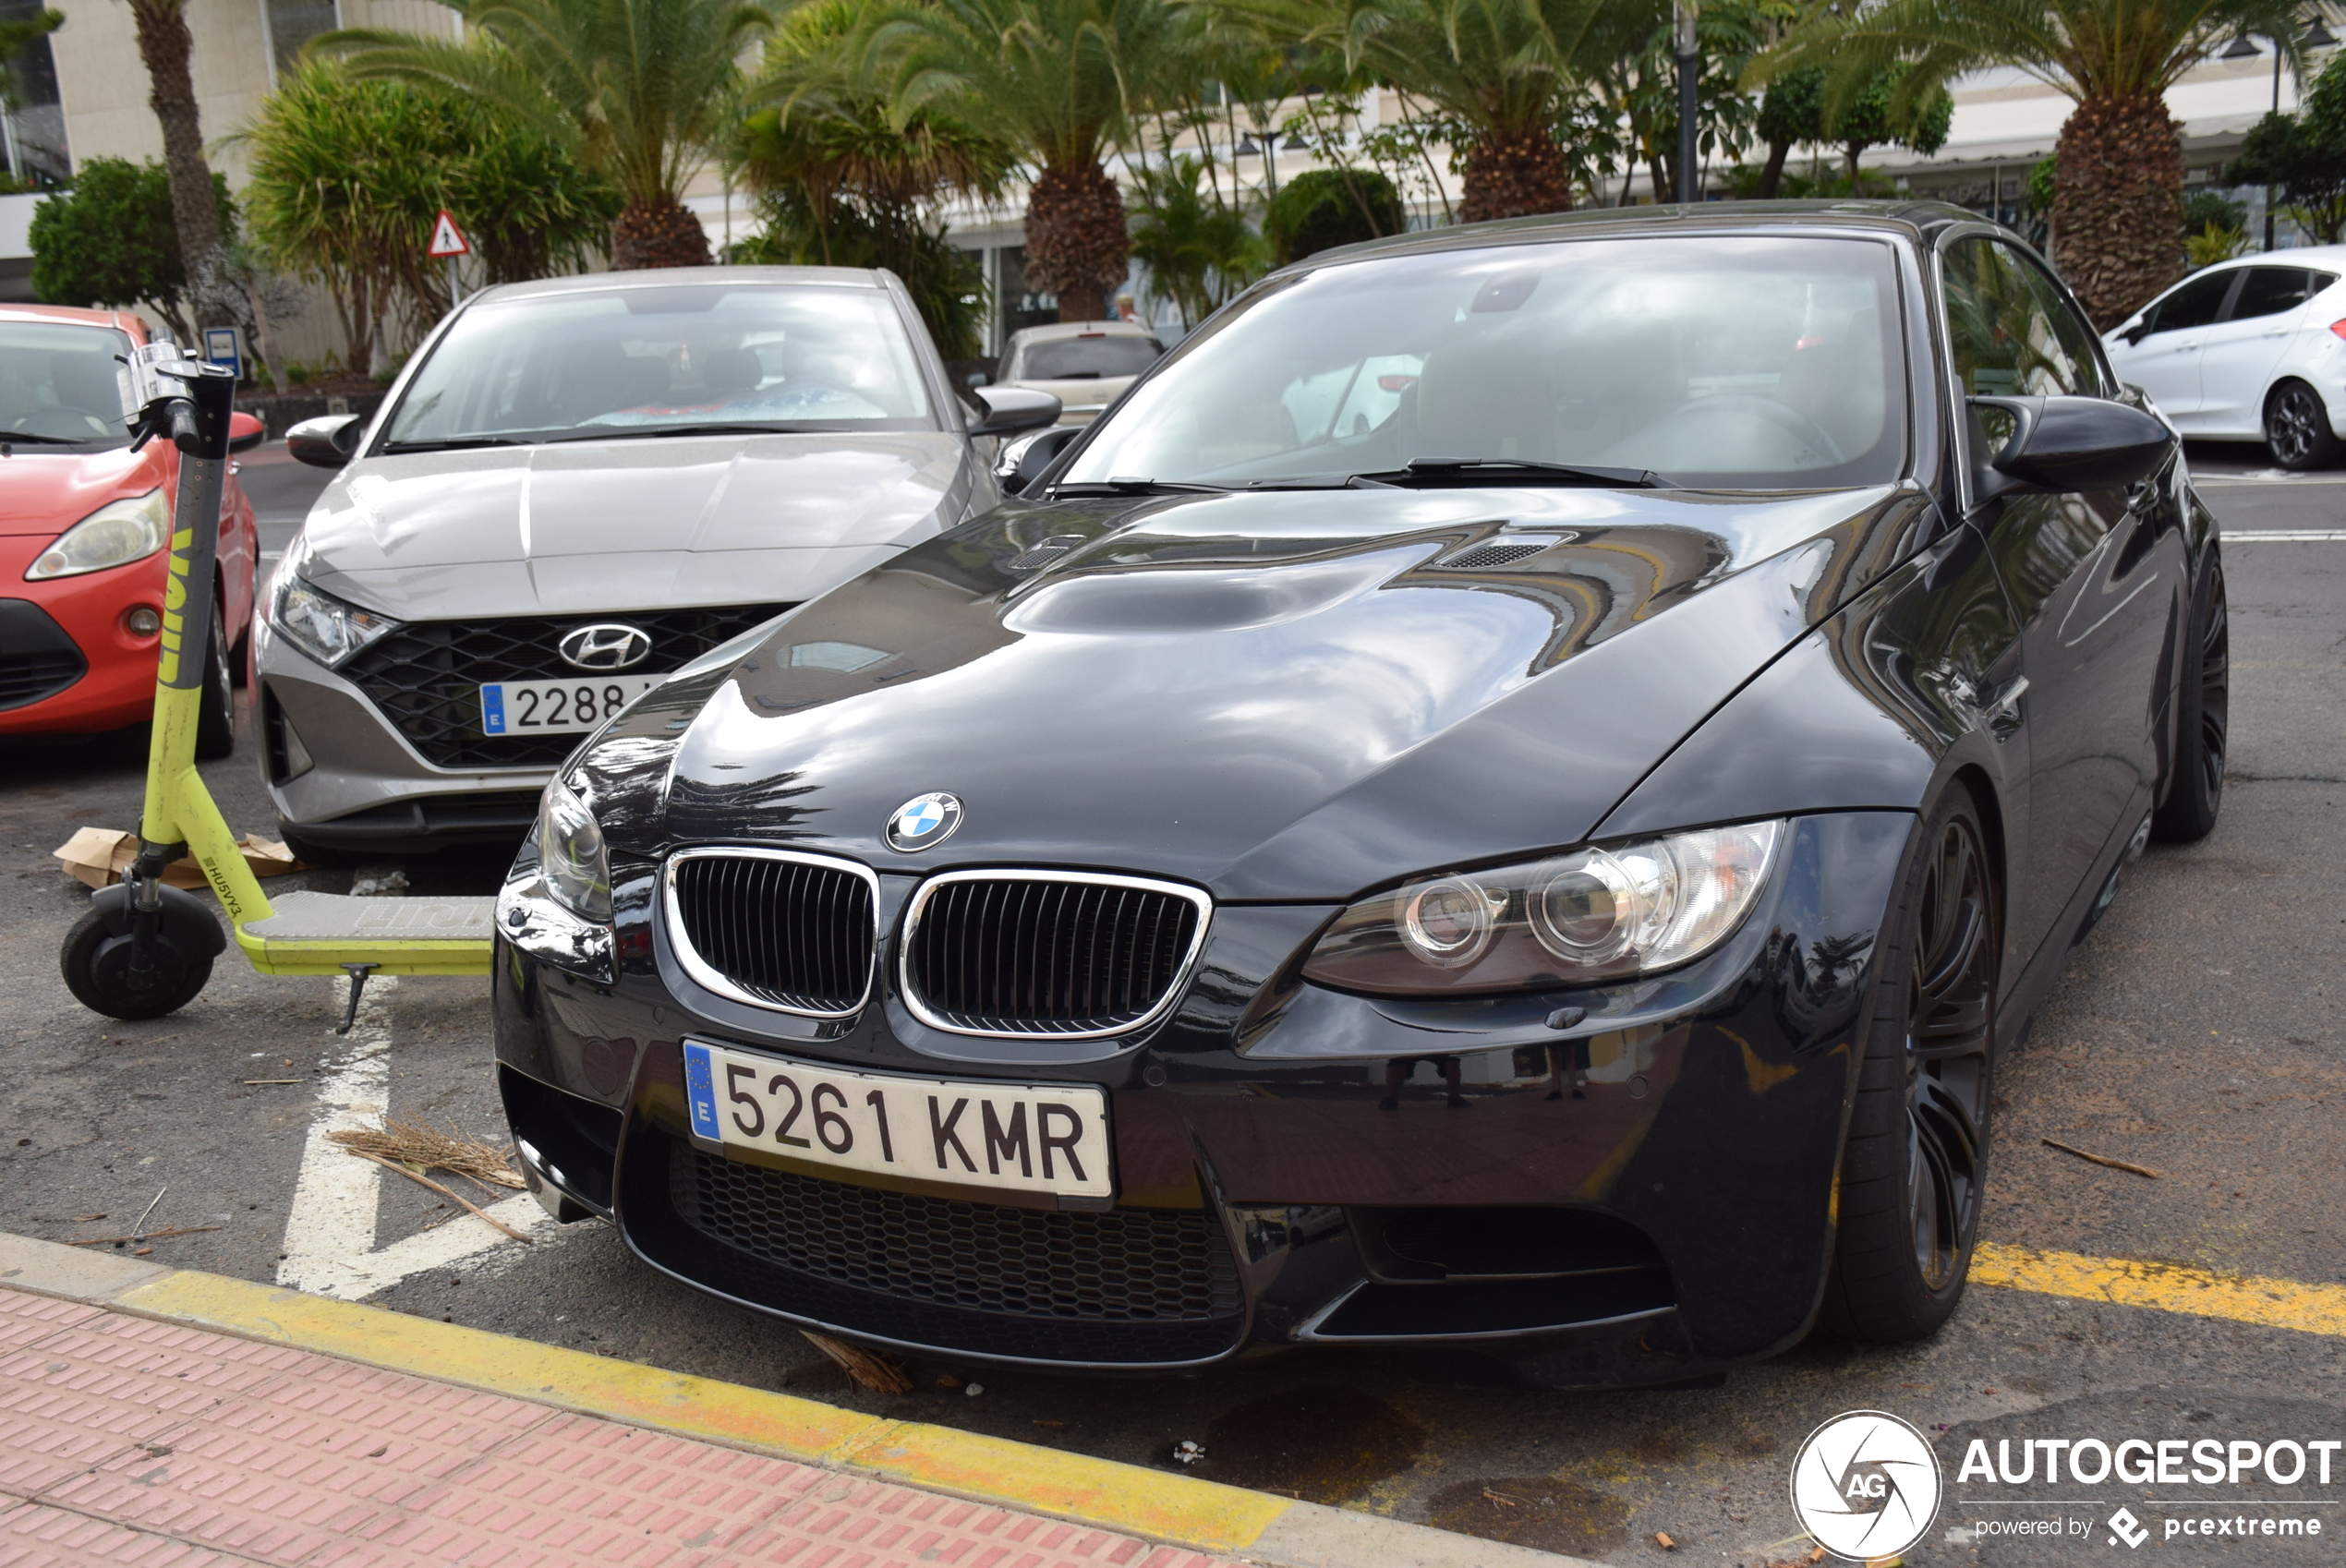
[236,891,495,975]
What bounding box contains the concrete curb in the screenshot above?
[0,1231,1593,1568]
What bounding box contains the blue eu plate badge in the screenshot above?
[683,1041,720,1141]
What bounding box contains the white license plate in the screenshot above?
[682,1040,1113,1200]
[478,676,659,735]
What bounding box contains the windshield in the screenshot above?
[1013,334,1163,380]
[382,283,934,450]
[0,321,136,446]
[1061,235,1907,489]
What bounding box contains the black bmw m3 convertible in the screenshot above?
[492,201,2227,1388]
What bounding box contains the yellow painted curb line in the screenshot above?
[117,1269,1288,1554]
[1972,1241,2346,1338]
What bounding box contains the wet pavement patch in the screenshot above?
[1197,1384,1424,1502]
[1421,1475,1634,1555]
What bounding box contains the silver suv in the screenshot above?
[254,266,1054,861]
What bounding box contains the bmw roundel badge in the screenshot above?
[886,791,963,852]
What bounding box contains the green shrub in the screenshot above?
[1265,169,1405,266]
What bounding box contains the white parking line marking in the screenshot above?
[277,976,555,1299]
[2222,530,2346,541]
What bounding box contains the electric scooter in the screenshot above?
[59,343,493,1031]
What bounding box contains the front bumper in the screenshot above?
[493,811,1914,1386]
[0,537,170,733]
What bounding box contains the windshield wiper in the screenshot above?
[1357,456,1673,488]
[546,421,831,442]
[0,431,103,445]
[1049,477,1227,496]
[379,435,538,453]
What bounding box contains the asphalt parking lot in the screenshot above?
[2,442,2340,1566]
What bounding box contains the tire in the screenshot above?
[194,597,236,761]
[2152,559,2228,843]
[228,560,258,690]
[1820,783,1998,1343]
[59,905,212,1020]
[2263,380,2342,471]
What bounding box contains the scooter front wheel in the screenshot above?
[60,905,213,1019]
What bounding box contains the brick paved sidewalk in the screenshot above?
[0,1286,1240,1568]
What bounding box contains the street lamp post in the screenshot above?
[1676,1,1700,204]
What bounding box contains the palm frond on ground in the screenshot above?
[1754,0,2310,323]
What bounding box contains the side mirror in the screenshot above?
[964,370,991,388]
[995,424,1083,495]
[286,412,363,469]
[2118,321,2150,346]
[1971,394,2172,497]
[967,384,1060,439]
[226,412,266,453]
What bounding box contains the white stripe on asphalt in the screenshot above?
[2222,530,2346,541]
[276,975,555,1299]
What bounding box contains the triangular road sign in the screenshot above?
[428,209,471,258]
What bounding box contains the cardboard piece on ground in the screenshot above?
[54,827,305,890]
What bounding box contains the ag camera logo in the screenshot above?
[1790,1410,1942,1561]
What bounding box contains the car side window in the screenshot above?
[2228,267,2316,320]
[2143,271,2235,335]
[1941,237,2104,400]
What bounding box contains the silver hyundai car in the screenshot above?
[253,267,1055,861]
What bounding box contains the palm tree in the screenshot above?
[124,1,222,284]
[858,0,1183,320]
[738,1,1012,351]
[1226,0,1661,222]
[321,0,771,270]
[1752,0,2311,327]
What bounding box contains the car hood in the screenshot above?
[295,431,976,621]
[594,480,1932,899]
[0,442,164,537]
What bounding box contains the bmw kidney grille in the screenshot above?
[665,850,878,1017]
[900,872,1211,1038]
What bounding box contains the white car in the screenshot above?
[2103,246,2346,468]
[994,320,1164,424]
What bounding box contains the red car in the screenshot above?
[0,305,263,755]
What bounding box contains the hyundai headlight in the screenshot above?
[1301,821,1782,995]
[270,573,399,668]
[537,778,611,923]
[26,489,168,580]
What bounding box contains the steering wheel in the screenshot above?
[14,405,114,441]
[1669,394,1848,469]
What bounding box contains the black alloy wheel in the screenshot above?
[1821,786,1998,1342]
[2152,561,2229,842]
[2263,380,2343,471]
[195,594,236,761]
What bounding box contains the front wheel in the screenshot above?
[2152,560,2228,842]
[1820,784,1999,1343]
[194,595,236,761]
[59,905,212,1020]
[2264,380,2342,471]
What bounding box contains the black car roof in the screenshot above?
[1283,199,1984,275]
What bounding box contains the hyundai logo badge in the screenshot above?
[887,792,963,852]
[558,622,652,671]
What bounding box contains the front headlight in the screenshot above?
[270,573,399,668]
[537,778,611,923]
[26,489,168,580]
[1302,821,1781,995]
